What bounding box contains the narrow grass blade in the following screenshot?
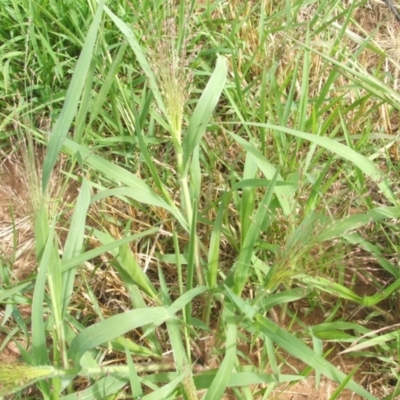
[194,372,300,389]
[233,169,279,295]
[343,232,399,277]
[168,286,208,315]
[142,374,185,400]
[104,6,167,118]
[301,275,400,307]
[119,241,158,300]
[227,131,294,216]
[340,331,399,354]
[60,375,127,400]
[240,122,398,206]
[32,206,53,367]
[329,366,358,400]
[61,229,159,273]
[202,305,237,400]
[89,42,128,124]
[240,154,258,245]
[254,315,377,400]
[42,0,105,190]
[317,206,400,242]
[0,282,31,302]
[63,138,188,230]
[61,178,91,316]
[160,264,197,399]
[124,340,143,399]
[183,55,228,172]
[134,91,177,208]
[207,192,230,288]
[92,228,158,300]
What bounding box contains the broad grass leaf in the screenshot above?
[183,55,228,172]
[194,372,300,389]
[63,138,188,229]
[68,307,174,366]
[42,0,105,191]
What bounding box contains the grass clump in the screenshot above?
[1,0,400,399]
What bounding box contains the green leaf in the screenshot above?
[42,0,105,191]
[60,375,126,400]
[63,138,188,230]
[232,169,279,295]
[61,178,91,316]
[104,5,167,118]
[254,315,377,400]
[183,55,228,173]
[202,306,237,400]
[61,229,159,273]
[68,307,175,366]
[241,122,398,206]
[227,131,295,216]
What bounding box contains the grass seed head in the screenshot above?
[0,362,53,395]
[146,12,195,147]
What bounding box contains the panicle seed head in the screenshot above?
[0,362,53,395]
[145,11,195,145]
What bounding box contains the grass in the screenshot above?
[1,0,400,398]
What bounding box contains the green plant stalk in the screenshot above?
[48,275,68,368]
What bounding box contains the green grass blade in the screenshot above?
[42,0,105,191]
[60,375,126,400]
[207,192,230,288]
[240,122,398,206]
[89,41,128,124]
[329,366,358,400]
[104,5,167,118]
[32,212,52,367]
[254,315,377,400]
[0,282,30,302]
[142,374,185,400]
[227,131,294,216]
[240,154,258,245]
[233,169,279,295]
[63,138,188,230]
[61,178,91,316]
[182,55,228,173]
[124,340,143,399]
[61,229,159,273]
[202,305,237,400]
[68,307,174,366]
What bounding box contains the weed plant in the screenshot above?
[1,0,400,399]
